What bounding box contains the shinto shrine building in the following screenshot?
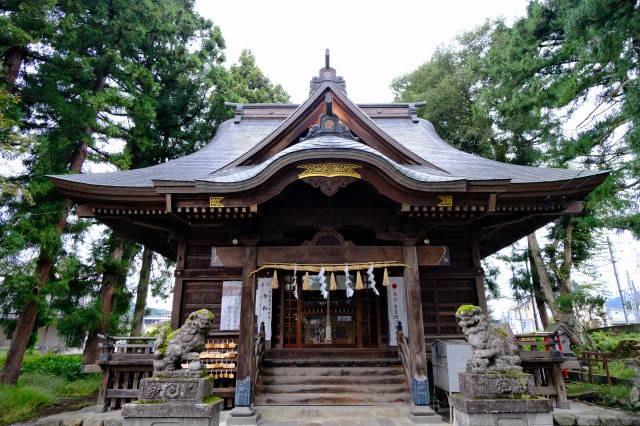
[50,53,606,412]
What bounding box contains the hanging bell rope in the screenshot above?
[249,261,406,276]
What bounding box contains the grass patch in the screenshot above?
[589,360,637,380]
[588,331,640,353]
[0,353,101,426]
[567,382,636,411]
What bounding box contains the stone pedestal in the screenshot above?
[227,406,261,425]
[123,401,222,426]
[459,373,536,399]
[452,373,553,426]
[408,404,445,424]
[123,377,221,426]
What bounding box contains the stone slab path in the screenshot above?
[552,401,639,426]
[14,401,639,425]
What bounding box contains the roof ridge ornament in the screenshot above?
[310,49,347,95]
[300,92,358,141]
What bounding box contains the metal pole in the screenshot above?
[607,235,629,324]
[627,271,640,324]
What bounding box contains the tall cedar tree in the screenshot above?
[392,0,639,344]
[0,0,227,384]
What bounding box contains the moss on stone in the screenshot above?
[456,305,480,315]
[203,396,222,404]
[193,309,215,320]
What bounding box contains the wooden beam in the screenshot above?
[187,245,450,268]
[170,239,186,329]
[403,243,429,406]
[471,234,488,312]
[234,244,257,408]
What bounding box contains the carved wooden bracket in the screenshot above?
[302,176,356,196]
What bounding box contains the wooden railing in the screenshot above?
[252,322,266,400]
[580,351,611,385]
[515,331,571,409]
[96,335,156,411]
[396,322,414,393]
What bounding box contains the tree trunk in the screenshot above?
[0,69,108,384]
[82,234,127,365]
[527,246,550,329]
[527,233,560,320]
[527,232,584,346]
[0,208,69,385]
[130,246,153,336]
[2,46,26,88]
[557,218,574,295]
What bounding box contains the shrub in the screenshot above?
[20,353,83,381]
[590,331,640,353]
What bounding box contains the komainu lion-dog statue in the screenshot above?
[152,309,214,377]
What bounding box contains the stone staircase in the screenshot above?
[254,350,412,406]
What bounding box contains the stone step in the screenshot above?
[256,383,409,394]
[266,349,397,359]
[258,374,407,385]
[262,357,402,368]
[260,366,405,377]
[254,392,411,406]
[255,405,412,421]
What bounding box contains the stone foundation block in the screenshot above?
[452,395,553,426]
[138,377,213,403]
[459,372,536,399]
[122,400,222,426]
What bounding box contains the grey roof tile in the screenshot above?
[50,114,604,188]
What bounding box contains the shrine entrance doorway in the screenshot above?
[276,270,388,349]
[267,231,391,350]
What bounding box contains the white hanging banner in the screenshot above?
[255,277,273,340]
[220,281,242,331]
[387,276,408,346]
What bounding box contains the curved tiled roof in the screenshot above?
[199,135,462,184]
[50,113,604,189]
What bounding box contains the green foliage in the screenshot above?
[0,383,53,426]
[0,372,100,425]
[589,331,640,353]
[566,382,634,411]
[225,50,290,104]
[0,352,100,425]
[0,352,83,381]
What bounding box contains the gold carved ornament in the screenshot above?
[437,195,453,207]
[209,196,225,208]
[297,163,362,179]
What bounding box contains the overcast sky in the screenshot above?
[195,0,530,103]
[146,0,640,321]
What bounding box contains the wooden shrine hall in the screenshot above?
[50,51,606,412]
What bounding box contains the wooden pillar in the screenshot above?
[170,239,186,329]
[233,244,257,410]
[403,243,429,406]
[471,233,488,311]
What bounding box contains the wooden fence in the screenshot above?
[96,335,155,411]
[96,332,240,411]
[515,332,571,409]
